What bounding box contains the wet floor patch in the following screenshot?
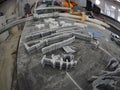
[87,29,104,38]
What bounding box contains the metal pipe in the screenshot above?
[68,0,70,8]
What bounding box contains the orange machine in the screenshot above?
[63,0,77,8]
[63,0,87,22]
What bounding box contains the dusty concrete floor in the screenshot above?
[0,0,22,90]
[0,1,120,90]
[17,19,120,90]
[0,0,16,16]
[0,27,21,90]
[87,26,120,58]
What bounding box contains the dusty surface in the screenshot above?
[0,0,16,16]
[17,40,110,90]
[0,1,120,90]
[0,26,21,90]
[17,19,120,90]
[0,0,21,90]
[87,26,120,58]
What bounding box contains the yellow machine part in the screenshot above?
[72,12,87,22]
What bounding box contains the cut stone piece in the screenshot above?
[35,24,45,29]
[25,30,56,41]
[63,46,76,53]
[42,36,75,54]
[73,32,92,42]
[46,33,73,45]
[41,54,77,70]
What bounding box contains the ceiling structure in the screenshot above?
[107,0,120,6]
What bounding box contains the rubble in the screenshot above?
[35,24,45,29]
[44,18,55,23]
[59,21,65,26]
[44,18,59,29]
[49,21,59,29]
[89,58,120,90]
[92,76,117,90]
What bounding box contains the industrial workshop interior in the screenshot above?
[0,0,120,90]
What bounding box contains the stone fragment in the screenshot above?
[63,46,75,53]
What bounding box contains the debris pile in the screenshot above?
[89,58,120,90]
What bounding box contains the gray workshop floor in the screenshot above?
[17,18,120,90]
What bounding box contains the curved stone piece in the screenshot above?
[42,36,75,54]
[105,58,119,71]
[45,33,73,45]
